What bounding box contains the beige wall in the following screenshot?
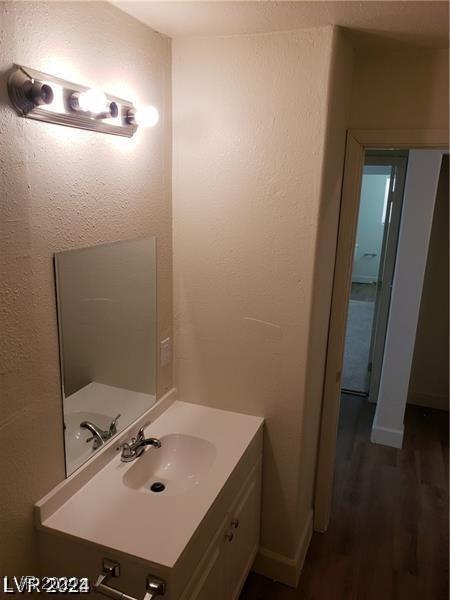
[299,28,353,535]
[172,30,449,578]
[2,1,448,581]
[0,1,172,573]
[409,154,449,411]
[349,47,449,130]
[172,25,344,571]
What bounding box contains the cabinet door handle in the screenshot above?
[231,518,239,529]
[225,531,234,542]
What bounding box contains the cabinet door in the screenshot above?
[179,515,228,600]
[225,462,262,599]
[185,544,225,600]
[180,460,262,600]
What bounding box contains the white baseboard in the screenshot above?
[252,509,313,588]
[371,423,404,448]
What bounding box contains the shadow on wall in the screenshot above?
[0,1,173,575]
[259,420,298,558]
[349,47,449,130]
[298,28,354,534]
[0,67,12,107]
[408,154,449,410]
[0,64,64,572]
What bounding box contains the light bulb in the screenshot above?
[134,105,159,127]
[23,79,54,106]
[76,89,107,113]
[44,83,65,113]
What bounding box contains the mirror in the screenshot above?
[54,237,157,476]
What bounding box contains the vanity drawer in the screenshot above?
[37,531,169,600]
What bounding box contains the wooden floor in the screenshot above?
[240,395,449,600]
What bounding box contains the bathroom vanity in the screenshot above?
[43,237,264,598]
[36,399,263,599]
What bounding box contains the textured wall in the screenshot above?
[0,1,172,573]
[350,47,449,129]
[409,155,449,410]
[171,23,448,579]
[299,28,353,536]
[172,26,336,565]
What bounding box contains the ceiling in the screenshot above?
[112,1,449,48]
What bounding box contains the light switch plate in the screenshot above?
[160,337,171,367]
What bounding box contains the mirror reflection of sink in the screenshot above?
[65,411,112,442]
[123,434,217,497]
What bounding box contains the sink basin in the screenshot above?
[123,433,217,496]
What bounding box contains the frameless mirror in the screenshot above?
[54,237,157,476]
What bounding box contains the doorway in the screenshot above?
[314,129,448,534]
[341,152,407,399]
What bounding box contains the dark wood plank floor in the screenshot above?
[240,394,449,600]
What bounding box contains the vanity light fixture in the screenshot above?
[7,65,157,137]
[126,105,159,128]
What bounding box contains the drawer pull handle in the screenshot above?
[94,559,165,600]
[225,531,234,542]
[144,576,166,600]
[231,518,239,529]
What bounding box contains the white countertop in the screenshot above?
[39,401,263,568]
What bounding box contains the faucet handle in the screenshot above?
[109,414,121,436]
[117,442,133,460]
[137,422,151,440]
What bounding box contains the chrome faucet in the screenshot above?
[118,424,161,462]
[80,414,121,450]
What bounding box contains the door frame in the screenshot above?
[313,129,449,533]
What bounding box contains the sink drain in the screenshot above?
[150,482,165,493]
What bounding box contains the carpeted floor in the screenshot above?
[342,299,375,393]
